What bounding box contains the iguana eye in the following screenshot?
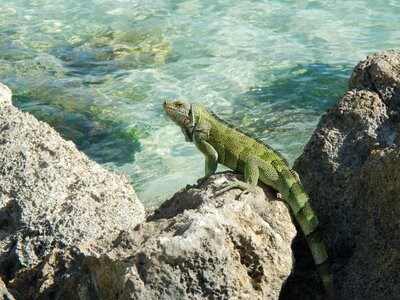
[183,118,190,125]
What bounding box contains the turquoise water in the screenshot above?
[1,1,399,208]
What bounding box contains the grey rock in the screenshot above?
[0,84,12,108]
[349,49,400,110]
[0,277,15,300]
[291,50,400,299]
[8,173,296,300]
[0,83,145,283]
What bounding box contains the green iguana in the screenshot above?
[163,100,336,300]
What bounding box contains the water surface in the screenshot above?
[1,0,399,207]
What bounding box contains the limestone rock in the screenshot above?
[8,173,296,300]
[0,83,145,283]
[0,84,12,109]
[290,50,400,299]
[0,277,15,300]
[349,49,400,109]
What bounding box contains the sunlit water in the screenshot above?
[1,0,399,208]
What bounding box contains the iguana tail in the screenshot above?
[280,170,336,300]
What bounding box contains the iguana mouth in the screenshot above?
[163,101,190,114]
[163,100,194,142]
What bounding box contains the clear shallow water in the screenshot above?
[0,1,399,208]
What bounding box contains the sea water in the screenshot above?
[0,0,399,208]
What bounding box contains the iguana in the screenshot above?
[163,100,336,300]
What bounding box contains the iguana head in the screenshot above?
[163,100,195,142]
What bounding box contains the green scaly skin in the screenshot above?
[163,100,336,300]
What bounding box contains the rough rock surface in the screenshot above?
[0,277,15,300]
[8,173,296,300]
[288,50,400,299]
[0,83,145,283]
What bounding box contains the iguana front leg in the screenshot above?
[193,131,218,185]
[218,156,278,196]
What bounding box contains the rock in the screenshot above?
[8,173,296,300]
[0,277,15,300]
[0,83,12,108]
[349,49,400,110]
[290,50,400,299]
[341,146,400,298]
[0,83,145,283]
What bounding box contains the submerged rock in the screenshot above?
[7,173,296,299]
[0,83,145,282]
[290,50,400,299]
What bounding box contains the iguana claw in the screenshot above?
[197,176,208,185]
[215,179,252,198]
[185,176,209,189]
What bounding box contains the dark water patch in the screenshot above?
[214,63,352,163]
[218,62,351,126]
[13,94,142,166]
[243,63,351,111]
